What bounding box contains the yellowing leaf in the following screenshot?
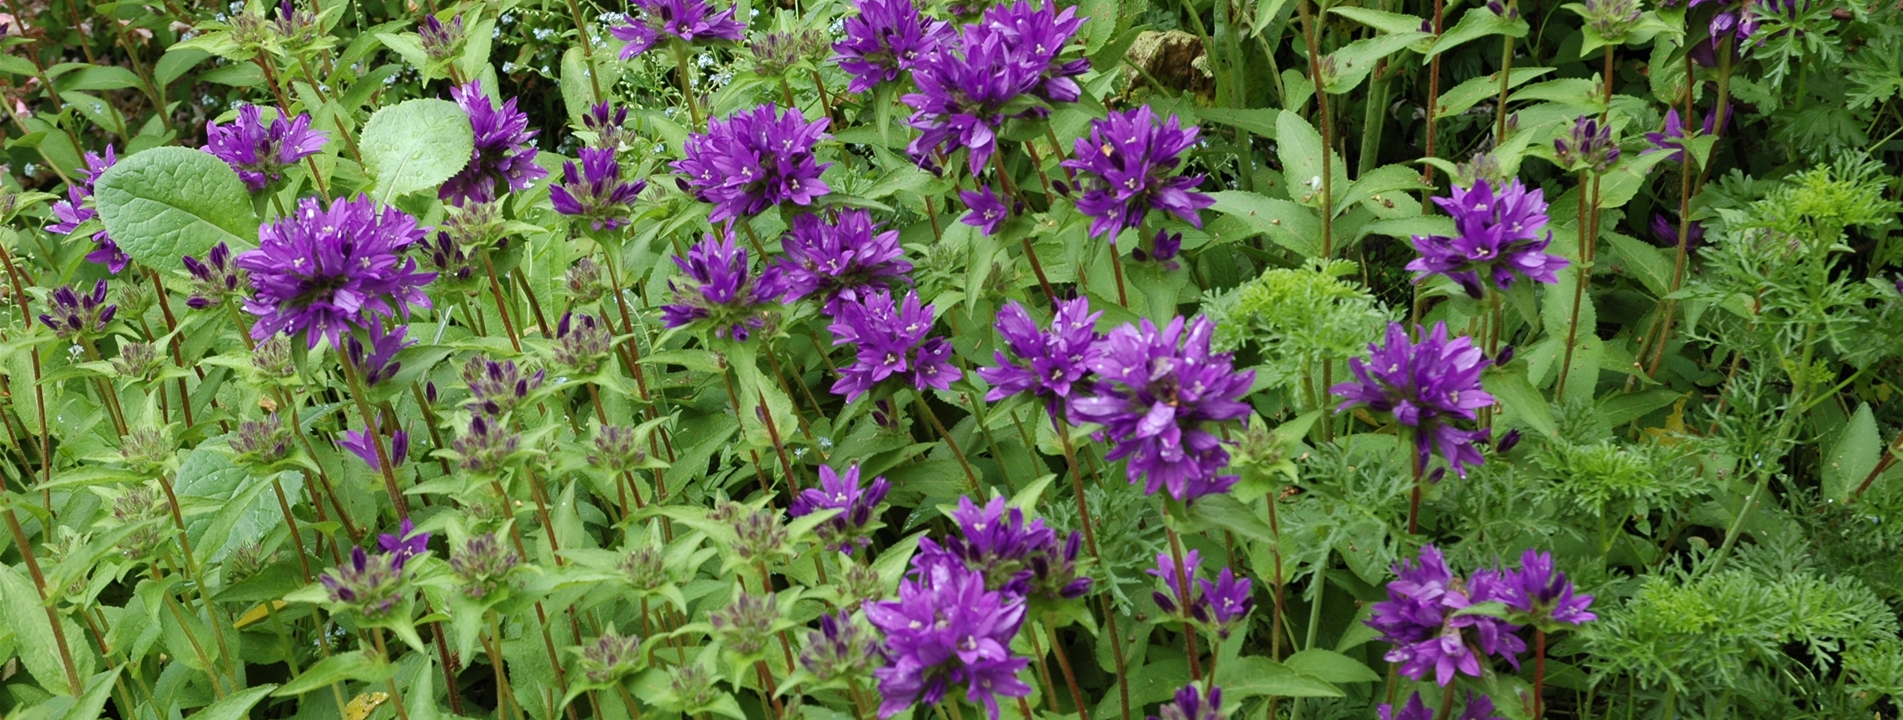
[234,600,289,629]
[345,691,390,720]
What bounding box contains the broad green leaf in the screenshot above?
[1339,164,1430,216]
[1603,230,1675,297]
[1094,660,1191,719]
[0,563,95,695]
[1183,493,1278,547]
[195,684,278,720]
[1323,32,1432,94]
[1193,108,1279,139]
[1508,78,1605,113]
[1436,66,1553,119]
[56,66,144,93]
[1485,366,1558,438]
[1426,7,1529,60]
[1275,110,1327,195]
[1824,403,1881,503]
[94,146,259,271]
[1215,655,1343,698]
[360,98,475,204]
[1209,190,1322,257]
[274,651,396,696]
[1283,649,1381,683]
[1329,6,1429,34]
[66,668,122,719]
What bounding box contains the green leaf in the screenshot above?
[1426,7,1529,60]
[56,66,144,93]
[1323,32,1432,94]
[194,684,277,720]
[1485,366,1557,438]
[1094,660,1191,719]
[1275,110,1327,194]
[1824,403,1882,503]
[66,668,122,719]
[0,564,93,695]
[1339,164,1430,215]
[1435,66,1553,119]
[94,146,259,272]
[1508,78,1605,113]
[360,98,475,204]
[1603,230,1675,297]
[1214,656,1343,698]
[1193,108,1280,139]
[1208,191,1322,257]
[1183,493,1278,547]
[1328,6,1429,34]
[274,651,395,696]
[1283,649,1381,683]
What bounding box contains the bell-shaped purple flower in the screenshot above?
[38,280,117,338]
[441,82,547,206]
[1329,322,1493,477]
[610,0,746,58]
[976,297,1100,419]
[1196,568,1254,639]
[662,229,786,341]
[1406,179,1567,298]
[866,562,1033,719]
[789,463,891,553]
[1069,316,1255,503]
[827,288,962,402]
[834,0,952,93]
[776,209,914,314]
[339,411,410,469]
[959,187,1010,235]
[182,242,248,310]
[673,103,831,222]
[48,146,126,274]
[376,518,432,570]
[914,496,1088,601]
[204,104,328,191]
[551,147,646,230]
[1149,684,1223,720]
[1063,105,1212,242]
[1496,549,1596,626]
[237,195,435,349]
[345,322,412,386]
[1366,545,1525,687]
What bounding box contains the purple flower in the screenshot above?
[1196,567,1254,639]
[800,610,886,681]
[903,26,1035,176]
[1147,549,1202,617]
[1069,316,1255,503]
[789,463,891,553]
[1553,115,1619,173]
[673,103,831,222]
[1137,229,1183,269]
[1496,549,1596,626]
[339,412,410,469]
[1367,545,1525,687]
[1649,213,1705,251]
[38,280,117,338]
[980,1,1090,104]
[441,82,547,206]
[827,289,962,402]
[377,518,431,570]
[582,101,632,150]
[461,355,546,417]
[237,195,435,349]
[915,496,1089,601]
[1062,106,1212,242]
[662,229,785,341]
[204,104,328,191]
[959,187,1010,235]
[345,322,412,386]
[182,242,248,310]
[1330,322,1493,477]
[1406,179,1567,298]
[1379,693,1433,720]
[48,146,127,274]
[610,0,746,58]
[550,147,646,230]
[866,562,1032,719]
[834,0,952,93]
[320,546,408,618]
[1148,684,1222,720]
[776,209,914,314]
[976,297,1101,418]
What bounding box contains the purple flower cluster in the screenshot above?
[237,195,435,349]
[1147,550,1254,639]
[903,1,1087,176]
[204,104,328,191]
[320,521,430,619]
[181,243,248,310]
[1070,315,1254,503]
[865,562,1032,719]
[1149,684,1223,720]
[915,496,1091,602]
[38,280,117,338]
[959,187,1012,235]
[1643,106,1729,163]
[551,147,647,230]
[1381,692,1501,720]
[1366,545,1524,686]
[1406,179,1567,298]
[1330,322,1493,477]
[673,103,831,222]
[610,0,745,58]
[789,463,891,553]
[441,82,547,206]
[48,146,127,274]
[1063,106,1215,242]
[827,289,960,402]
[834,0,951,93]
[661,229,785,341]
[977,297,1100,418]
[776,209,913,314]
[1493,549,1596,626]
[345,322,412,387]
[1554,116,1619,173]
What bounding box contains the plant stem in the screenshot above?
[1297,0,1335,257]
[914,392,980,493]
[1534,627,1547,719]
[1043,621,1091,720]
[339,354,410,518]
[1164,526,1203,681]
[1,505,83,694]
